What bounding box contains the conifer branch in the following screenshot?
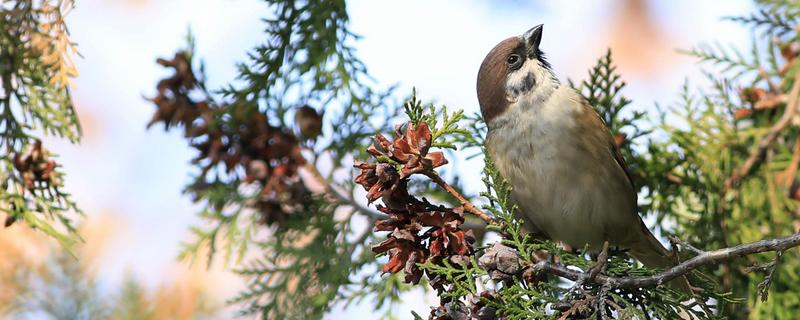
[422,170,494,224]
[531,232,800,289]
[724,71,800,192]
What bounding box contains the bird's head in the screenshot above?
[476,25,559,125]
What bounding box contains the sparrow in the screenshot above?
[476,25,680,275]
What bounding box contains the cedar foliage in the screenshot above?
[4,0,796,319]
[147,0,800,318]
[0,0,82,249]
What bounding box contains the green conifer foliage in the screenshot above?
[1,0,82,249]
[148,1,800,318]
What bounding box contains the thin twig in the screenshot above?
[531,232,800,289]
[597,283,611,320]
[302,161,389,221]
[724,71,800,192]
[329,182,389,220]
[327,179,487,229]
[668,236,706,255]
[754,250,782,302]
[346,219,377,257]
[557,295,595,320]
[776,136,800,189]
[305,162,488,229]
[587,241,610,283]
[605,298,628,318]
[422,170,495,224]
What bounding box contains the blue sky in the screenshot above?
[39,0,755,317]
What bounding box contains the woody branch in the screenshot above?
[531,232,800,290]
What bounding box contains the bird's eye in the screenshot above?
[506,55,519,64]
[506,54,521,68]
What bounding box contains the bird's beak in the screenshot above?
[523,24,543,54]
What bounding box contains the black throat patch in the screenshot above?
[506,72,536,98]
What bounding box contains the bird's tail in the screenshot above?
[628,227,693,293]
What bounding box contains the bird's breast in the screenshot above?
[486,92,635,251]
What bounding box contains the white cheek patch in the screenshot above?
[506,69,535,99]
[505,59,558,106]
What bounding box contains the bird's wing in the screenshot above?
[609,138,638,204]
[580,103,638,205]
[579,102,692,291]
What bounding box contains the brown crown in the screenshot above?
[476,37,524,124]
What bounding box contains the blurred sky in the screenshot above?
[33,0,755,318]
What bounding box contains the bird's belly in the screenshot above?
[509,157,608,250]
[489,131,633,251]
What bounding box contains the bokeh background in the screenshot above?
[1,0,755,318]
